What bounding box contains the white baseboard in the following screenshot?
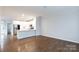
[41,34,79,44]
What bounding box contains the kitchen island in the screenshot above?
[17,29,36,39]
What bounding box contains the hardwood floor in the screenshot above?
[3,35,79,52]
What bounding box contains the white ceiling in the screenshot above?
[0,6,79,20]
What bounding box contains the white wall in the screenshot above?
[36,16,41,35]
[41,7,79,43]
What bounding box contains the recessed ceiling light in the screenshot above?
[22,13,25,17]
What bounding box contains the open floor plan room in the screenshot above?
[0,6,79,52]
